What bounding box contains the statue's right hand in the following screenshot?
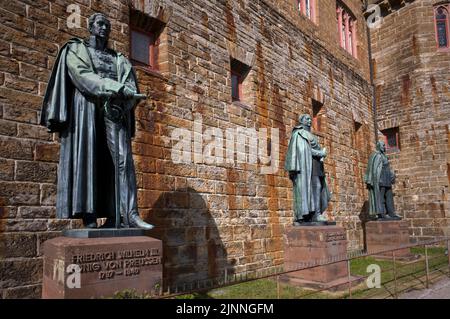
[120,86,136,100]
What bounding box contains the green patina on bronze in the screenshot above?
[285,114,331,223]
[40,13,153,229]
[364,140,401,220]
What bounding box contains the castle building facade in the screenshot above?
[2,0,447,298]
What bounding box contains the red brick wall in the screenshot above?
[371,0,450,241]
[0,0,374,298]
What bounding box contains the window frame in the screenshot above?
[230,59,250,103]
[297,0,317,24]
[434,5,450,51]
[130,26,159,71]
[382,127,400,153]
[312,99,324,133]
[336,3,358,59]
[231,70,243,102]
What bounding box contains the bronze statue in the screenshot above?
[40,13,153,230]
[285,114,331,225]
[364,140,401,221]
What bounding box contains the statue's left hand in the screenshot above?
[391,172,396,184]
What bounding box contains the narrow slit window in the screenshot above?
[130,9,165,71]
[230,59,250,102]
[381,127,400,153]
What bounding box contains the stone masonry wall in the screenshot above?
[0,0,374,298]
[371,0,450,242]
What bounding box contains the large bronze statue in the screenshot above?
[364,140,401,220]
[285,114,331,225]
[40,13,153,230]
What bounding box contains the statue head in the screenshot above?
[376,140,386,153]
[299,114,312,130]
[88,13,111,40]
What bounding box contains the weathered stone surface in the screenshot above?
[0,137,34,160]
[17,124,53,141]
[18,206,55,219]
[0,182,39,205]
[0,232,37,258]
[40,184,56,206]
[2,284,41,299]
[4,74,38,94]
[0,120,16,137]
[46,219,71,231]
[36,231,61,256]
[0,159,14,181]
[0,258,42,289]
[365,220,418,260]
[5,219,48,232]
[282,226,355,289]
[15,161,57,183]
[34,143,60,162]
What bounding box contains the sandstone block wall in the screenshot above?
[0,0,374,297]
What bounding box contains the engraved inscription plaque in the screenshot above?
[42,236,162,299]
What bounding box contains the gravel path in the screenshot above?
[400,278,450,299]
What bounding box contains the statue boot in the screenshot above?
[129,212,154,230]
[312,212,328,223]
[293,219,304,226]
[83,214,97,229]
[377,213,393,221]
[388,213,402,220]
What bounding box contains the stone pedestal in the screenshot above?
[365,220,417,261]
[281,226,358,290]
[42,236,162,299]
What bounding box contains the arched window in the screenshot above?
[435,6,450,49]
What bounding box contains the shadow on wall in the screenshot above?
[144,188,235,290]
[358,200,369,251]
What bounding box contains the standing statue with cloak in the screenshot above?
[364,140,402,221]
[285,114,332,225]
[40,13,153,230]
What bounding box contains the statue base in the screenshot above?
[63,228,148,238]
[365,220,419,261]
[281,226,362,291]
[42,236,162,299]
[294,221,337,227]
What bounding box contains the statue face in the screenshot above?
[377,141,386,153]
[300,115,312,128]
[90,15,111,40]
